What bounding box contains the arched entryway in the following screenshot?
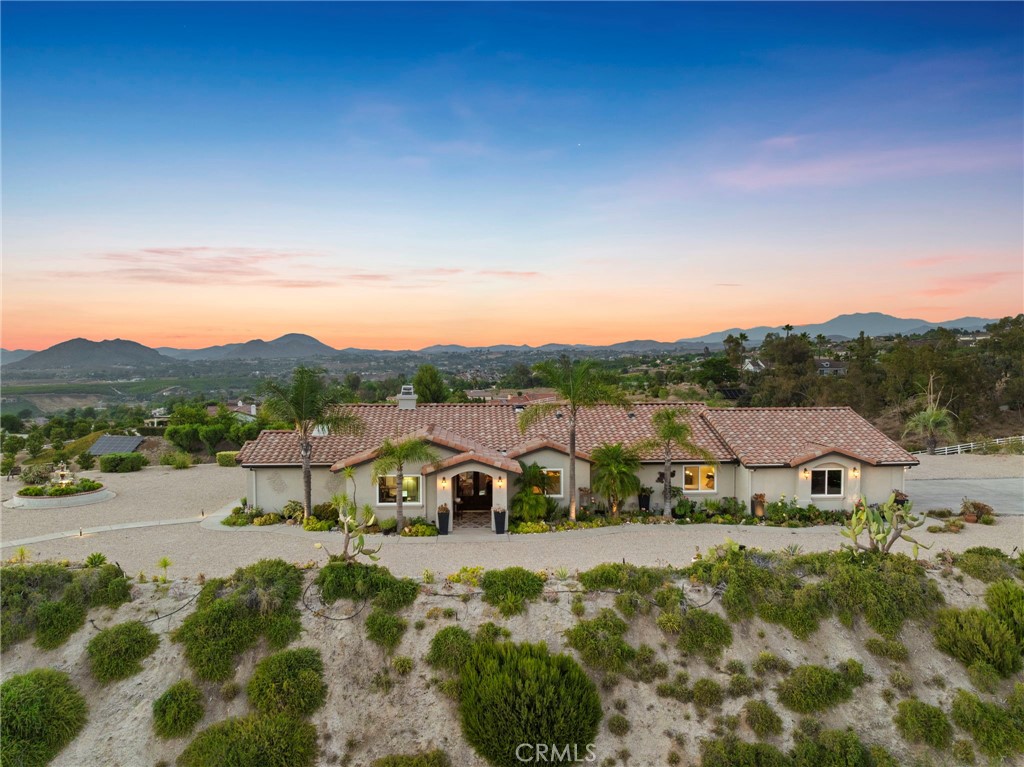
[454,471,492,528]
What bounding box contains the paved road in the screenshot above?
[906,477,1024,515]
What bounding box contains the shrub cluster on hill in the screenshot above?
[0,668,89,767]
[247,648,327,717]
[480,566,546,616]
[176,713,318,767]
[316,561,418,612]
[98,452,147,472]
[86,620,160,683]
[153,680,205,739]
[934,579,1024,677]
[776,660,866,714]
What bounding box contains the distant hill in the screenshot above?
[0,348,37,366]
[4,339,172,372]
[160,333,337,361]
[678,313,998,344]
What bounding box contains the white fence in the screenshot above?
[911,435,1024,456]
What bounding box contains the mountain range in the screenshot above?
[1,313,1000,371]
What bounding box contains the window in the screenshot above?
[811,468,843,497]
[542,469,562,496]
[683,465,716,492]
[377,475,422,505]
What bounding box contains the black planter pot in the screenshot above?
[437,511,450,535]
[894,498,908,508]
[493,510,507,535]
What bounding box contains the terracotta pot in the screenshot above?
[963,513,978,524]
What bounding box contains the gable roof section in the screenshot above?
[506,438,592,463]
[702,407,917,467]
[330,424,513,472]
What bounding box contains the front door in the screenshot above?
[455,471,492,527]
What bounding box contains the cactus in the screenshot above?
[841,494,930,557]
[331,491,382,563]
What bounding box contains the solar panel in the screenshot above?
[88,435,145,456]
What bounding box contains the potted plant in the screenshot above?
[491,505,508,535]
[638,485,653,512]
[751,493,766,518]
[960,497,979,523]
[892,489,909,508]
[436,503,451,535]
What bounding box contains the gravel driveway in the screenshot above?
[905,453,1024,516]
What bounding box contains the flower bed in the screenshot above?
[17,479,104,498]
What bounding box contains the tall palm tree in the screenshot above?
[590,442,641,516]
[637,408,715,517]
[517,356,630,520]
[783,324,794,338]
[262,366,364,521]
[903,406,956,455]
[372,438,440,531]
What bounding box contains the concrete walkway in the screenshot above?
[906,477,1024,515]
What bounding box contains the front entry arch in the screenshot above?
[454,471,493,528]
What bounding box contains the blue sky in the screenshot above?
[3,2,1022,349]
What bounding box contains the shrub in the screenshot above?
[888,670,913,692]
[950,688,1024,759]
[676,609,732,662]
[458,641,602,767]
[476,622,511,643]
[216,451,239,467]
[564,609,635,673]
[0,668,89,767]
[302,517,332,531]
[252,513,282,526]
[86,620,160,683]
[152,680,204,739]
[933,607,1021,676]
[16,486,46,496]
[894,699,952,749]
[176,714,317,767]
[952,740,975,765]
[607,714,630,736]
[864,637,909,662]
[393,655,414,676]
[247,648,327,716]
[160,452,192,469]
[984,578,1024,646]
[752,652,792,676]
[172,559,302,681]
[967,660,1001,693]
[776,663,862,713]
[366,609,407,652]
[426,626,474,673]
[743,699,783,738]
[727,673,756,697]
[791,728,893,767]
[221,513,253,527]
[955,547,1019,583]
[692,678,725,711]
[402,523,439,537]
[98,452,147,472]
[372,751,451,767]
[578,563,669,594]
[316,562,418,612]
[35,598,86,649]
[75,451,96,470]
[480,567,545,616]
[699,735,790,767]
[379,517,398,534]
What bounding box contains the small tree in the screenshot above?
[157,557,172,583]
[411,364,450,403]
[25,431,45,459]
[841,494,929,558]
[903,373,957,454]
[371,438,440,532]
[329,492,381,563]
[590,442,641,516]
[636,408,715,517]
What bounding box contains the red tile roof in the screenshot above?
[235,403,916,469]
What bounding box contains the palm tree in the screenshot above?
[903,406,956,454]
[511,461,549,522]
[262,366,364,521]
[517,356,630,520]
[783,324,794,338]
[590,442,641,516]
[372,438,440,531]
[636,408,715,517]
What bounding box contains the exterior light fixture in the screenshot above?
[496,476,505,490]
[850,467,860,479]
[440,477,448,490]
[801,468,810,480]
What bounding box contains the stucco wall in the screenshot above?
[623,463,740,513]
[512,447,591,501]
[749,456,906,511]
[247,466,344,513]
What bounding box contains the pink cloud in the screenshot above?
[903,255,969,269]
[712,141,1020,191]
[918,271,1021,297]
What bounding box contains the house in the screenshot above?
[236,388,918,532]
[815,358,848,377]
[207,401,258,423]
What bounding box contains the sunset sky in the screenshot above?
[2,2,1022,351]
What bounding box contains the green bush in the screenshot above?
[699,735,790,767]
[967,660,1001,693]
[676,609,732,662]
[933,607,1021,677]
[458,641,602,767]
[316,562,418,612]
[984,578,1024,646]
[75,452,96,470]
[951,740,975,765]
[153,680,204,739]
[0,668,89,767]
[402,523,439,537]
[950,688,1024,759]
[98,452,147,472]
[564,608,635,674]
[692,678,725,711]
[744,699,783,738]
[35,598,86,649]
[302,517,332,531]
[366,609,407,652]
[221,512,253,526]
[252,513,282,526]
[247,648,327,717]
[776,663,862,714]
[16,485,45,496]
[86,620,160,682]
[480,567,545,616]
[864,637,909,662]
[172,559,302,681]
[791,727,895,767]
[728,673,757,697]
[894,699,952,749]
[371,751,451,767]
[216,451,240,467]
[607,713,630,736]
[578,562,669,594]
[955,547,1020,583]
[176,713,317,767]
[426,626,474,673]
[752,651,792,676]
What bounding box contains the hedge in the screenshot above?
[217,451,240,467]
[99,452,147,472]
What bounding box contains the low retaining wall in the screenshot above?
[3,488,116,510]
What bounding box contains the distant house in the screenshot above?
[207,401,258,423]
[742,358,767,374]
[237,389,917,532]
[815,358,848,377]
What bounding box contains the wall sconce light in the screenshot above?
[496,476,505,490]
[850,467,860,479]
[801,468,810,480]
[440,477,448,490]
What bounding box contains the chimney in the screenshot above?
[250,404,257,416]
[397,384,418,410]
